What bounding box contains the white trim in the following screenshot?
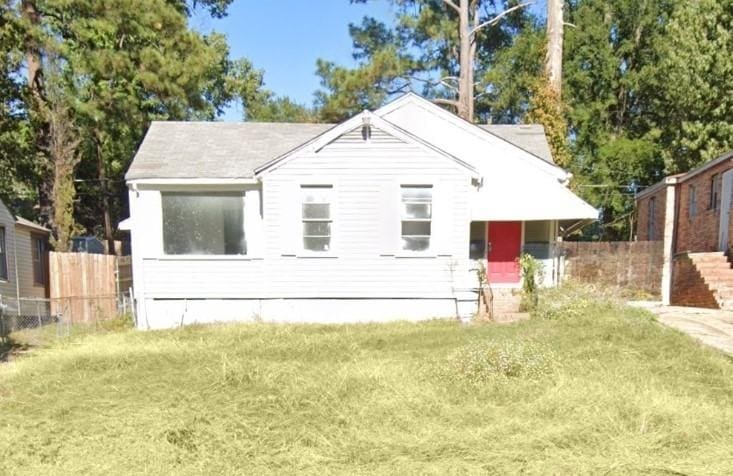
[128,178,259,186]
[153,255,262,261]
[254,111,479,178]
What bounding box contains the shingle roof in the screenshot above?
[125,122,334,180]
[126,121,554,180]
[478,124,554,164]
[15,216,50,233]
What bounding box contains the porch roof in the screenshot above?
[470,177,599,222]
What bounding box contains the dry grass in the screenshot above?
[1,289,732,475]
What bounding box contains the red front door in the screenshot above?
[487,221,522,283]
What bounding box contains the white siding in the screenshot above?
[261,125,474,299]
[130,125,477,328]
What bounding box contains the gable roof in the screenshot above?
[15,216,50,233]
[254,111,478,177]
[126,94,562,181]
[0,197,50,233]
[478,125,554,164]
[125,122,333,180]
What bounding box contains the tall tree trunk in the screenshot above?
[546,0,564,97]
[95,134,115,255]
[457,0,473,121]
[21,0,41,94]
[22,0,54,228]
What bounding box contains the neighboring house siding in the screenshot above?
[14,226,47,299]
[675,161,733,253]
[0,202,17,300]
[636,187,666,241]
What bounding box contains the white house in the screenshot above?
[124,93,597,329]
[0,198,50,313]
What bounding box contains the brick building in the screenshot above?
[635,150,733,308]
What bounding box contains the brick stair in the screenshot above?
[687,252,733,309]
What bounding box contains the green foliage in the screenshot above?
[654,0,733,172]
[316,0,536,123]
[0,1,34,209]
[525,76,571,167]
[562,0,674,239]
[0,0,267,238]
[519,253,544,312]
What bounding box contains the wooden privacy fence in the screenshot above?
[49,252,133,323]
[558,241,664,296]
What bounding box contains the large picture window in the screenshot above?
[401,185,432,251]
[301,185,332,252]
[0,227,7,280]
[162,192,246,255]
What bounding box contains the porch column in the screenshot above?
[661,177,679,305]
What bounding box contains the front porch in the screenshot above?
[468,220,561,288]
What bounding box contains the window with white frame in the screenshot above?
[162,192,246,255]
[401,185,432,251]
[301,185,333,252]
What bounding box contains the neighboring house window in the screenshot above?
[0,227,7,281]
[31,234,46,286]
[301,185,332,252]
[401,185,432,251]
[162,192,246,255]
[689,185,697,219]
[647,197,656,240]
[710,173,721,210]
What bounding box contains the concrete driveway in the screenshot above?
[631,302,733,354]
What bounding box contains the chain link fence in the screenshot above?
[0,291,134,348]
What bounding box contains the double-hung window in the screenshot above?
[301,185,333,252]
[162,192,246,255]
[401,185,432,251]
[0,227,7,280]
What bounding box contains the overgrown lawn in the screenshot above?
[1,289,732,474]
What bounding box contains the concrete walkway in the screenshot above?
[631,301,733,354]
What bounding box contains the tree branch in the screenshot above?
[408,75,460,92]
[470,1,534,35]
[442,0,460,13]
[432,98,460,108]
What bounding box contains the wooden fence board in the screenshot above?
[49,252,126,323]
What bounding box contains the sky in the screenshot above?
[193,0,548,122]
[192,1,395,121]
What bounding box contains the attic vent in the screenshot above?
[361,113,372,141]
